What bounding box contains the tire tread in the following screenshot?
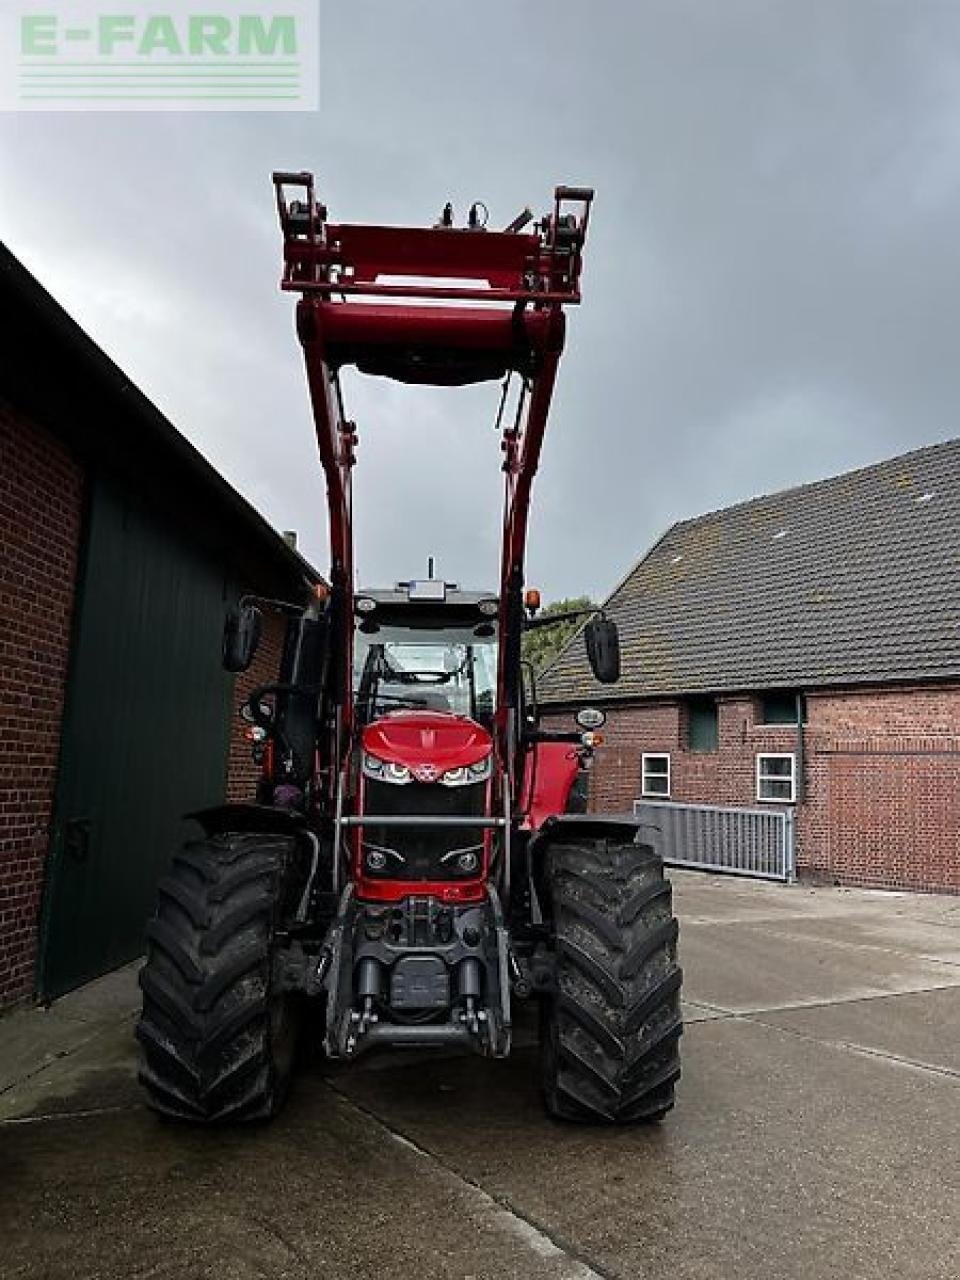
[542,837,683,1124]
[137,831,298,1124]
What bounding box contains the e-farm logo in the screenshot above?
[2,2,318,110]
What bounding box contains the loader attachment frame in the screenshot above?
[272,172,593,800]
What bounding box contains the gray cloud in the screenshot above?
[3,1,960,599]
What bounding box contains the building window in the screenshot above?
[641,753,671,798]
[759,691,807,725]
[756,753,796,803]
[686,697,719,751]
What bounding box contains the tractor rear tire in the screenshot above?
[541,836,682,1123]
[136,831,301,1123]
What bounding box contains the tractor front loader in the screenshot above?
[136,176,682,1124]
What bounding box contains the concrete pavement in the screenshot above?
[1,872,959,1279]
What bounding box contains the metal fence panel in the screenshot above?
[633,800,795,883]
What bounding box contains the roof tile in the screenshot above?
[540,438,960,703]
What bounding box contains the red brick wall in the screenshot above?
[0,404,83,1007]
[550,696,797,814]
[546,683,960,893]
[225,611,286,801]
[812,686,960,892]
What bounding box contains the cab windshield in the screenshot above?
[354,620,497,724]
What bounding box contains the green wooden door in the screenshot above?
[40,470,234,998]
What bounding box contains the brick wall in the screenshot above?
[545,682,960,893]
[552,696,797,814]
[0,404,83,1007]
[225,611,286,801]
[812,685,960,892]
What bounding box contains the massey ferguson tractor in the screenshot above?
[136,176,682,1124]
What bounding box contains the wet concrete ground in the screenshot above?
[2,872,959,1279]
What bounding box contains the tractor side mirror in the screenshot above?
[222,603,263,673]
[584,616,620,684]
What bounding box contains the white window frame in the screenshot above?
[641,752,671,798]
[756,752,796,804]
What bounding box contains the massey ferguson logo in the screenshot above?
[413,764,440,783]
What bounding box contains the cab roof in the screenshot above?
[356,584,497,608]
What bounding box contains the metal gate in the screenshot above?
[634,800,796,882]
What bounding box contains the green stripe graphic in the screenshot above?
[17,58,309,103]
[20,61,301,67]
[21,93,301,99]
[20,75,300,81]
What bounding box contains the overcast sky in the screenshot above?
[4,1,960,601]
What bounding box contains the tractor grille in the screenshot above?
[362,778,486,881]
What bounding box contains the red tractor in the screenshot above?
[137,177,682,1124]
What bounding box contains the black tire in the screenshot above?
[541,837,682,1123]
[136,831,302,1123]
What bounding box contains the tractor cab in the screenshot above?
[350,581,500,903]
[353,581,498,727]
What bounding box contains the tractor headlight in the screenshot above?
[441,755,492,787]
[362,753,413,785]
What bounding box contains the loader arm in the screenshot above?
[273,173,592,790]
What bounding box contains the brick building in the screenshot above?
[540,439,960,893]
[1,245,320,1009]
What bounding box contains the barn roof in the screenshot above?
[1,242,322,598]
[539,438,960,705]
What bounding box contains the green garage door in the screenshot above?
[40,469,234,999]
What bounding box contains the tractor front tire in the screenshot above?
[541,836,682,1123]
[137,831,301,1123]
